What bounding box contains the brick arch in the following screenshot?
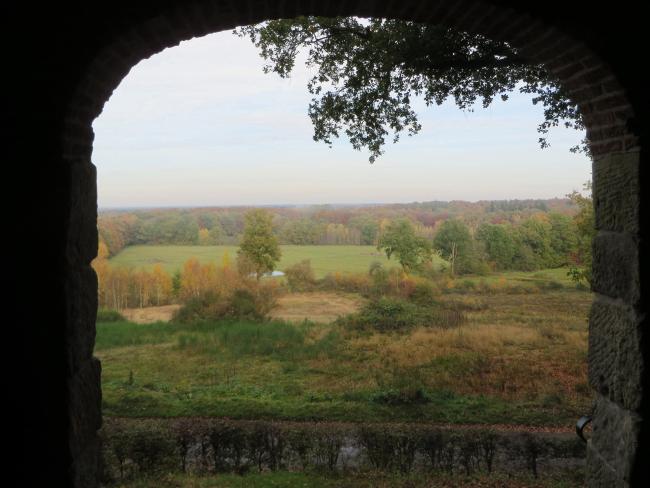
[54,1,645,487]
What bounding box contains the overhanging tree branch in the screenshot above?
[236,16,587,162]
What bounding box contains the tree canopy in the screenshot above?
[377,218,432,273]
[433,219,477,275]
[238,209,282,280]
[236,17,585,162]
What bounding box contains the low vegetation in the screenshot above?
[100,417,585,486]
[97,275,591,426]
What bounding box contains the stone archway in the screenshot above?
[18,1,645,486]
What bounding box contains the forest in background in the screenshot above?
[99,197,589,274]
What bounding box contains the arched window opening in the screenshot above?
[91,23,596,486]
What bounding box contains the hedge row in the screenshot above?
[100,418,585,484]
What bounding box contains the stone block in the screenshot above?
[68,357,102,451]
[586,443,626,487]
[65,265,98,373]
[589,396,642,484]
[68,357,102,488]
[591,231,640,304]
[65,160,98,266]
[71,433,101,488]
[589,297,645,411]
[592,151,640,234]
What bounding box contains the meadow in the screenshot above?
[97,283,591,427]
[109,245,447,277]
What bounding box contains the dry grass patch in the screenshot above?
[343,290,591,403]
[269,292,365,323]
[121,305,181,323]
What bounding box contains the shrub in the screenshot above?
[371,388,429,405]
[372,359,430,405]
[343,298,420,331]
[407,281,437,306]
[284,259,316,291]
[173,292,226,323]
[102,421,177,481]
[313,431,343,471]
[249,280,281,318]
[100,418,585,479]
[228,289,259,319]
[338,297,465,332]
[358,427,418,473]
[503,433,553,479]
[321,271,371,294]
[173,282,280,323]
[97,308,126,322]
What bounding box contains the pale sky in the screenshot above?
[92,30,591,208]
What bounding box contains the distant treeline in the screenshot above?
[94,196,595,309]
[99,199,578,256]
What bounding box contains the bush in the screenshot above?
[173,292,226,323]
[371,359,430,405]
[358,426,419,473]
[338,297,465,332]
[100,418,585,479]
[228,289,259,319]
[345,298,420,331]
[97,308,126,322]
[284,260,316,291]
[371,387,429,405]
[321,271,371,294]
[173,282,280,323]
[102,421,177,481]
[407,281,437,306]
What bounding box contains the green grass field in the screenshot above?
[459,267,579,287]
[109,245,447,278]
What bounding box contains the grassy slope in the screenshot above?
[109,245,446,277]
[97,288,592,427]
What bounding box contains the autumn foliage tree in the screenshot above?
[92,240,175,310]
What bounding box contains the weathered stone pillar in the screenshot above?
[587,149,648,486]
[64,158,102,487]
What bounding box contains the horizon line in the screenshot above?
[98,196,573,211]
